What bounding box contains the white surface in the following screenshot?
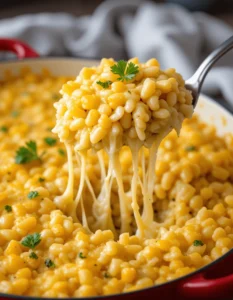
[0,58,233,136]
[0,0,233,107]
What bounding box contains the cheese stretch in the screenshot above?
[53,58,193,238]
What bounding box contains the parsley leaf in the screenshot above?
[78,252,86,259]
[28,191,39,199]
[21,233,41,249]
[58,149,66,156]
[104,272,111,278]
[185,145,196,152]
[96,80,112,89]
[15,141,40,164]
[38,177,45,183]
[110,60,139,82]
[44,137,57,146]
[45,258,55,268]
[4,205,12,212]
[0,126,8,132]
[29,251,38,259]
[193,240,204,246]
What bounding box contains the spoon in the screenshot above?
[185,35,233,107]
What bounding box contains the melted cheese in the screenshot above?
[53,58,193,238]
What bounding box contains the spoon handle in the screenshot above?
[186,35,233,106]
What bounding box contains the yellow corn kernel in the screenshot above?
[4,241,22,256]
[111,82,126,93]
[145,58,160,67]
[82,95,100,110]
[212,166,230,181]
[5,254,25,274]
[80,67,95,80]
[74,285,97,297]
[143,66,159,78]
[70,118,85,131]
[70,103,87,118]
[90,126,107,144]
[85,109,100,127]
[153,108,170,119]
[107,93,126,109]
[79,269,93,285]
[98,103,112,116]
[12,278,29,295]
[15,268,32,279]
[225,195,233,207]
[121,268,136,283]
[141,78,156,100]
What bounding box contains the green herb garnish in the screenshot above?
[28,191,39,199]
[110,60,139,82]
[104,272,111,278]
[11,111,19,118]
[58,149,65,156]
[96,80,112,89]
[21,233,41,249]
[193,240,204,246]
[78,252,86,259]
[0,126,8,132]
[45,258,55,268]
[29,251,38,259]
[185,145,196,152]
[38,177,45,183]
[15,141,40,164]
[4,205,12,212]
[44,137,57,146]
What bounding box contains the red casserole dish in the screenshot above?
[0,38,233,300]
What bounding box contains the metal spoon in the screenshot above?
[185,35,233,107]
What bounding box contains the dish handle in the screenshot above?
[179,272,233,299]
[0,38,39,58]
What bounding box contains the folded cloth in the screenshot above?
[0,0,233,108]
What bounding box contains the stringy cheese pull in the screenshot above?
[53,58,193,237]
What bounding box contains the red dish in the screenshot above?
[0,38,233,300]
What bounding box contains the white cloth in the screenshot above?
[1,0,233,107]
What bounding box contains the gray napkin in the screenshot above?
[1,0,233,108]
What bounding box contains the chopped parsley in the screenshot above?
[28,191,39,199]
[4,205,12,212]
[110,60,139,82]
[78,252,86,259]
[29,251,38,259]
[58,148,66,156]
[15,141,40,164]
[45,258,55,268]
[0,126,8,132]
[96,80,112,89]
[193,240,204,247]
[185,145,196,152]
[38,177,45,183]
[104,272,111,278]
[21,233,41,249]
[44,137,57,146]
[11,111,20,118]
